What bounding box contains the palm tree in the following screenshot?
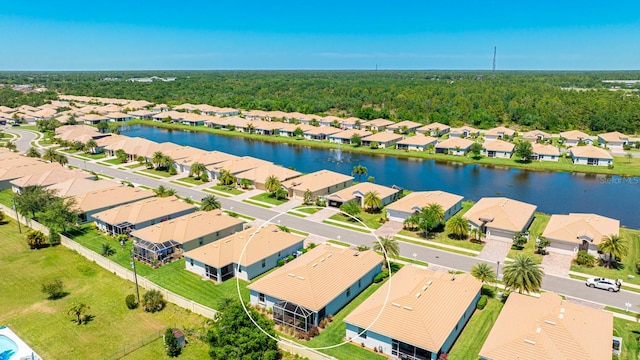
[340,200,361,220]
[303,189,314,205]
[67,303,90,325]
[85,139,98,154]
[42,147,58,162]
[446,215,469,240]
[26,229,47,249]
[160,155,174,170]
[418,203,445,236]
[152,151,165,169]
[55,154,68,166]
[189,162,207,179]
[403,213,420,231]
[26,147,40,158]
[598,234,628,268]
[373,236,400,269]
[218,169,236,186]
[470,227,484,242]
[470,263,496,284]
[154,185,177,198]
[264,175,281,194]
[502,254,544,294]
[363,191,382,213]
[201,195,222,211]
[351,165,368,182]
[274,187,288,200]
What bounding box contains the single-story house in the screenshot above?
[277,123,315,137]
[184,224,305,282]
[128,110,157,120]
[328,129,372,144]
[93,196,195,235]
[324,182,401,208]
[318,115,341,127]
[531,143,560,161]
[235,164,301,191]
[542,213,619,253]
[345,267,482,360]
[303,126,343,141]
[479,292,612,360]
[464,197,537,242]
[180,151,239,180]
[386,120,422,134]
[598,131,633,150]
[47,178,121,197]
[166,146,208,173]
[282,169,353,200]
[253,121,285,135]
[10,168,94,194]
[386,191,463,223]
[73,187,156,223]
[559,130,593,147]
[132,209,245,265]
[0,159,60,190]
[32,108,57,120]
[215,107,239,117]
[179,113,209,126]
[207,156,272,180]
[448,126,480,138]
[522,130,551,143]
[484,126,515,141]
[416,122,451,137]
[396,134,438,151]
[361,132,404,149]
[363,118,395,132]
[569,145,613,166]
[243,110,270,121]
[151,110,184,122]
[105,112,133,122]
[81,114,110,125]
[341,117,362,129]
[152,104,171,112]
[481,140,514,158]
[434,138,474,155]
[249,244,383,332]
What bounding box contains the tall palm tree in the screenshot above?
[418,203,445,236]
[264,175,281,194]
[218,169,236,186]
[85,139,98,154]
[351,165,368,182]
[372,236,400,269]
[502,254,544,294]
[42,147,58,162]
[201,195,222,211]
[189,162,207,179]
[470,263,496,284]
[446,215,469,240]
[363,191,382,213]
[67,303,90,325]
[154,185,177,198]
[152,151,164,169]
[26,229,47,249]
[160,155,174,170]
[26,147,40,158]
[598,234,628,268]
[403,213,420,231]
[55,154,69,166]
[303,189,314,205]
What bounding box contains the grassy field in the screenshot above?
[614,317,640,360]
[506,213,551,264]
[570,228,640,285]
[291,206,322,214]
[176,176,208,186]
[138,168,173,178]
[75,152,107,160]
[211,185,244,195]
[0,218,211,360]
[104,157,125,165]
[131,120,640,177]
[447,297,504,359]
[250,192,289,206]
[328,211,384,230]
[0,188,14,207]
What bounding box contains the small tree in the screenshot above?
[115,149,128,163]
[101,243,116,257]
[340,200,361,220]
[512,231,528,250]
[303,189,314,205]
[26,229,47,249]
[446,215,469,240]
[470,263,496,284]
[351,165,368,182]
[41,278,65,299]
[165,328,182,357]
[201,195,221,211]
[514,141,533,162]
[67,303,90,325]
[26,147,41,158]
[125,294,139,309]
[536,236,551,255]
[350,134,362,146]
[469,142,483,159]
[369,141,379,149]
[274,187,288,200]
[142,289,166,313]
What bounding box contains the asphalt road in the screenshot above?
[10,128,640,311]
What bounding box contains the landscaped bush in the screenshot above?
[318,318,329,329]
[142,289,166,313]
[125,294,138,309]
[169,166,177,175]
[307,326,319,338]
[307,243,317,249]
[101,243,116,257]
[41,278,65,300]
[575,250,596,267]
[287,254,295,262]
[373,269,389,283]
[277,259,285,267]
[476,295,488,310]
[635,259,640,275]
[48,231,61,246]
[299,248,308,254]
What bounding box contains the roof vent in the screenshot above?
[536,327,541,334]
[558,313,564,320]
[544,320,556,326]
[287,273,295,277]
[415,292,422,298]
[560,308,565,314]
[353,252,359,257]
[403,306,413,311]
[391,302,401,307]
[523,339,536,345]
[320,258,325,262]
[297,276,305,280]
[422,285,428,291]
[312,263,317,267]
[327,254,332,258]
[427,280,433,286]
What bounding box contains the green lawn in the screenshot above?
[0,218,210,360]
[291,206,323,215]
[104,157,125,165]
[447,297,504,359]
[614,317,640,360]
[322,220,371,233]
[327,239,351,248]
[328,210,384,230]
[506,213,550,264]
[75,152,107,160]
[250,192,289,206]
[177,176,209,186]
[0,188,14,207]
[570,228,640,285]
[124,163,144,169]
[211,185,244,195]
[138,168,173,178]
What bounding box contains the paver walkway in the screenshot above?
[541,251,573,277]
[305,207,338,222]
[374,220,403,238]
[478,239,512,263]
[271,199,303,213]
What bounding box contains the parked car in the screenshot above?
[585,277,621,292]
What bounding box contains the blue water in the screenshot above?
[122,125,640,228]
[0,335,17,360]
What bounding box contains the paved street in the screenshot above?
[10,128,640,311]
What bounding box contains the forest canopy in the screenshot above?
[2,71,640,133]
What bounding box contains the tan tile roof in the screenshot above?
[560,130,591,141]
[235,164,301,184]
[47,178,120,197]
[598,131,629,143]
[484,126,515,137]
[532,143,560,156]
[363,118,394,128]
[73,186,156,212]
[345,267,481,353]
[479,292,612,360]
[55,124,98,137]
[0,162,60,181]
[482,140,514,152]
[282,170,353,193]
[522,130,551,140]
[417,122,450,132]
[330,129,372,140]
[449,125,480,135]
[248,244,382,311]
[104,137,158,158]
[386,191,463,214]
[277,123,315,133]
[189,151,239,167]
[95,134,126,147]
[464,197,537,232]
[569,145,613,160]
[326,183,400,203]
[33,108,57,118]
[105,111,132,119]
[435,137,474,150]
[93,196,195,226]
[361,132,403,143]
[10,168,93,188]
[208,156,272,174]
[184,224,306,268]
[386,120,423,130]
[303,126,344,136]
[342,117,362,126]
[131,209,244,244]
[165,146,207,162]
[152,110,184,120]
[397,134,438,146]
[55,126,102,142]
[81,114,110,122]
[253,121,286,131]
[542,213,619,245]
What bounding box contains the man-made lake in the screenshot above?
[123,125,640,228]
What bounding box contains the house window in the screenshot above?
[261,259,266,268]
[358,279,362,288]
[189,258,193,266]
[278,251,281,257]
[346,287,351,297]
[199,239,203,246]
[258,293,265,304]
[358,327,367,339]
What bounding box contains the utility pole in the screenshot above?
[131,249,140,303]
[12,196,21,234]
[495,260,500,291]
[492,46,497,78]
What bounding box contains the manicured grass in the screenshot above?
[104,157,125,165]
[75,152,107,160]
[170,180,194,188]
[131,120,640,177]
[124,162,144,169]
[0,188,14,207]
[328,210,384,230]
[250,192,289,206]
[291,206,323,215]
[605,306,640,318]
[138,168,173,178]
[570,228,640,285]
[448,297,504,360]
[506,213,550,264]
[394,236,478,257]
[0,218,210,360]
[96,161,114,166]
[614,317,640,360]
[322,220,371,233]
[211,185,244,195]
[177,176,209,186]
[327,239,351,247]
[243,199,272,208]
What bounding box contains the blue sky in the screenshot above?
[1,1,639,70]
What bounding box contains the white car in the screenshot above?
[585,277,621,292]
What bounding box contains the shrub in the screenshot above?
[318,318,329,329]
[373,269,389,283]
[575,250,596,267]
[168,166,177,175]
[164,328,182,357]
[300,248,308,254]
[101,243,116,257]
[635,259,640,275]
[287,254,295,262]
[48,231,61,246]
[307,326,319,338]
[477,295,488,310]
[41,278,65,300]
[277,259,285,267]
[307,243,317,249]
[142,289,166,313]
[125,294,138,309]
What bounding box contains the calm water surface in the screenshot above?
[123,125,640,227]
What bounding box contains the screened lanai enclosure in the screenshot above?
[133,238,182,265]
[272,301,314,332]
